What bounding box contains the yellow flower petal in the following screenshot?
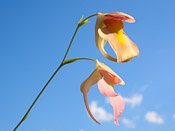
[95,12,139,63]
[80,66,101,93]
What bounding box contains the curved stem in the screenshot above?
[13,14,98,131]
[82,14,98,23]
[78,58,96,62]
[63,58,96,65]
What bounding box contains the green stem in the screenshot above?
[78,58,96,62]
[13,64,63,131]
[63,58,96,65]
[82,13,98,23]
[61,13,98,63]
[13,14,98,131]
[61,25,80,63]
[13,58,96,131]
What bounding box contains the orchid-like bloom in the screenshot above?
[80,60,125,125]
[95,12,139,63]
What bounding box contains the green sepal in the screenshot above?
[78,15,84,24]
[79,19,90,26]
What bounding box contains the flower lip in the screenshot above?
[80,60,125,125]
[97,60,125,85]
[104,12,136,23]
[99,69,123,85]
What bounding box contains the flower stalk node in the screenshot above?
[79,19,90,26]
[63,58,80,65]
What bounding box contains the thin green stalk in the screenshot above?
[78,58,96,62]
[61,25,80,63]
[82,14,98,23]
[13,64,63,131]
[13,14,98,131]
[63,58,96,65]
[61,13,98,63]
[13,58,96,131]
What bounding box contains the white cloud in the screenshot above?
[123,94,143,108]
[122,118,135,128]
[90,101,113,121]
[173,114,175,120]
[139,85,149,92]
[145,112,164,124]
[80,129,84,131]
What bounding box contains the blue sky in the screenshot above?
[0,0,175,131]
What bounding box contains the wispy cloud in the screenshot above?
[90,101,113,121]
[173,114,175,120]
[139,84,149,92]
[145,112,164,124]
[123,94,143,108]
[80,129,84,131]
[122,118,135,128]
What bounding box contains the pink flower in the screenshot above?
[95,12,139,63]
[80,60,125,125]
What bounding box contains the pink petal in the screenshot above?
[83,93,100,124]
[105,12,135,23]
[99,69,122,85]
[96,61,125,85]
[97,78,118,97]
[110,95,125,125]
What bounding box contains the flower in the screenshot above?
[80,60,125,125]
[95,12,139,63]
